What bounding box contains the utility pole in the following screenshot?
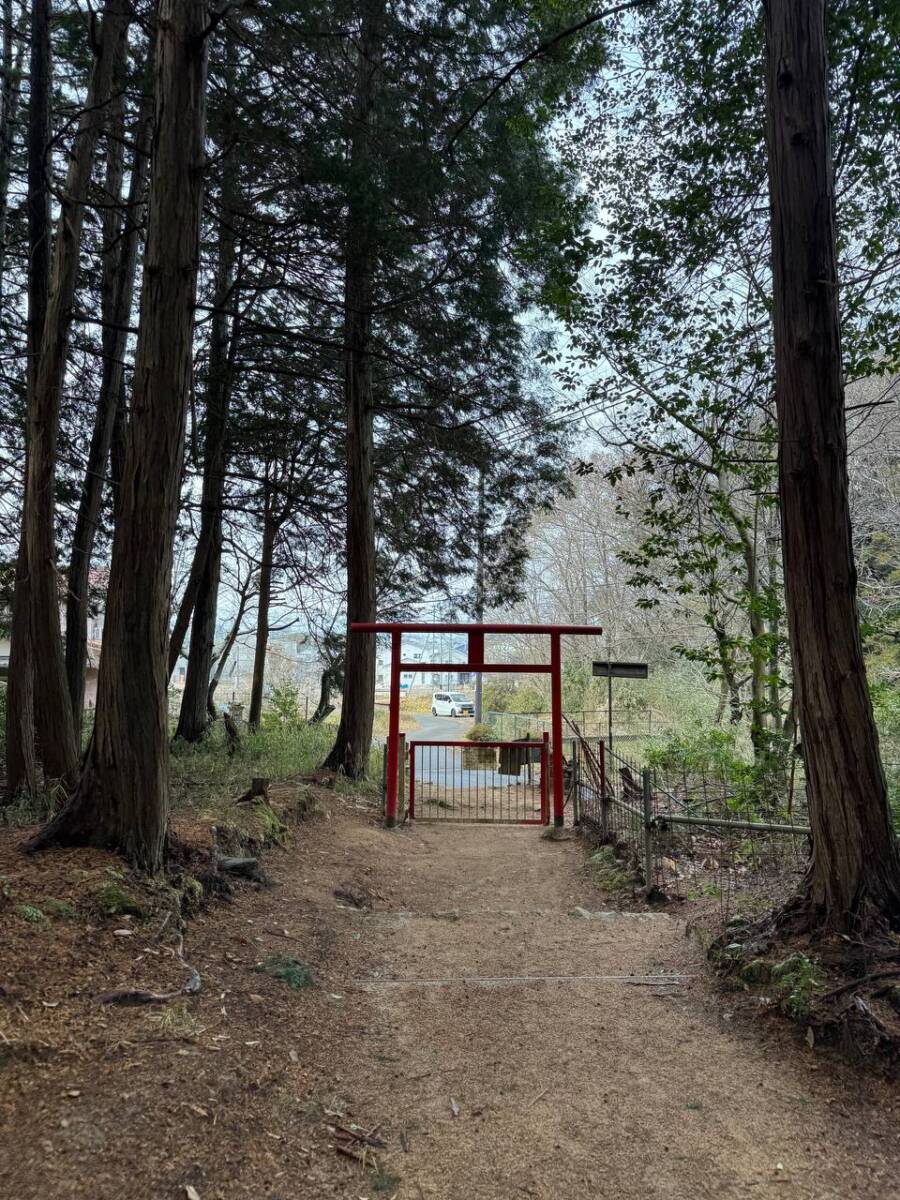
[474,470,486,722]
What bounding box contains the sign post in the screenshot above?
[591,661,649,756]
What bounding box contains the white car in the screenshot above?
[432,691,475,718]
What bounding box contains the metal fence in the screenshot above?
[408,738,548,824]
[485,708,668,743]
[571,732,812,922]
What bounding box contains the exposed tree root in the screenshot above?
[710,897,900,1061]
[93,931,201,1007]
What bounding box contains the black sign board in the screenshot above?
[592,661,649,680]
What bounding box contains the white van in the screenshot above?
[431,691,475,718]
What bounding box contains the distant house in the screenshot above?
[374,631,471,692]
[0,566,189,705]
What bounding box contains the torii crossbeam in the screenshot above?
[351,622,604,828]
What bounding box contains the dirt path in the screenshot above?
[335,821,897,1199]
[2,800,898,1199]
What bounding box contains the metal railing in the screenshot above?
[571,731,812,920]
[485,708,669,743]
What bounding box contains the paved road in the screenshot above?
[403,712,544,821]
[406,713,473,743]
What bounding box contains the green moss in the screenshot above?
[739,957,774,985]
[180,876,205,916]
[42,898,77,920]
[93,880,147,918]
[256,803,289,847]
[587,845,639,893]
[253,955,314,990]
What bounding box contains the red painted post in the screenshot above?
[468,630,484,665]
[541,731,550,824]
[550,632,564,827]
[385,629,402,827]
[408,742,416,819]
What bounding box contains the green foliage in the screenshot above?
[481,679,549,714]
[465,723,495,743]
[585,845,639,894]
[647,726,745,777]
[169,721,342,816]
[262,684,305,730]
[42,898,77,920]
[15,904,45,923]
[253,955,313,990]
[647,726,795,817]
[0,779,68,829]
[771,954,821,1018]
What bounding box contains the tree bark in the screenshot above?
[322,0,383,778]
[175,199,238,741]
[29,0,209,871]
[65,29,145,729]
[247,510,277,732]
[310,667,335,725]
[4,0,51,797]
[19,0,131,787]
[764,0,900,930]
[0,0,25,303]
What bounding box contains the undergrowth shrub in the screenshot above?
[646,726,797,819]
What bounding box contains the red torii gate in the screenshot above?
[351,622,604,828]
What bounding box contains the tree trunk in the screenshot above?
[65,31,145,729]
[764,0,900,930]
[207,576,252,716]
[0,0,25,304]
[322,0,383,778]
[474,469,486,723]
[712,619,742,726]
[175,198,238,741]
[4,0,51,797]
[20,0,131,787]
[29,0,209,870]
[175,505,223,740]
[310,668,335,724]
[248,512,277,733]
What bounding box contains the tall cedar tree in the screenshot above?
[29,0,210,870]
[3,0,50,797]
[7,0,131,790]
[322,0,383,776]
[324,2,598,776]
[764,0,900,930]
[65,67,151,728]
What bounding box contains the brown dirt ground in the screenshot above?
[1,795,898,1200]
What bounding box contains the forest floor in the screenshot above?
[1,787,898,1200]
